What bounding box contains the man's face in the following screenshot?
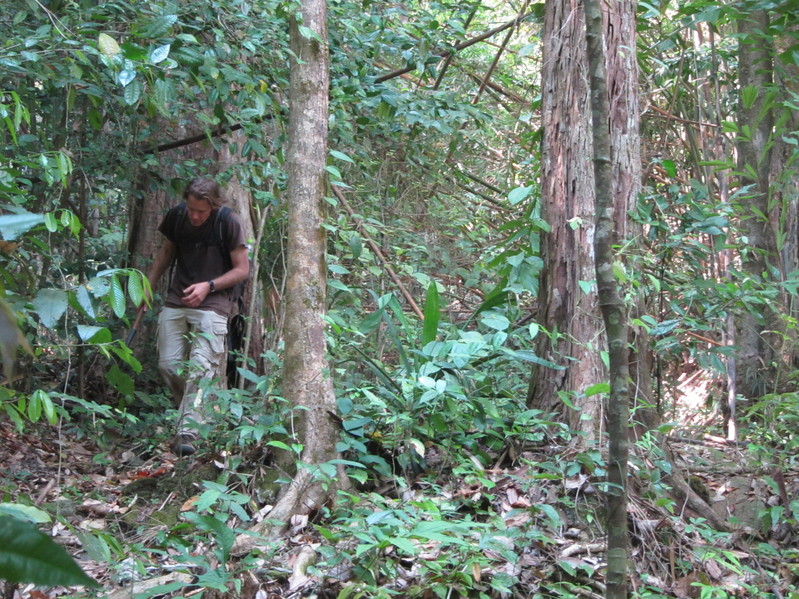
[186,195,214,227]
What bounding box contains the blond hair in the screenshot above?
[183,177,224,208]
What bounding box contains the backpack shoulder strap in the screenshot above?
[214,206,232,245]
[166,202,188,241]
[212,206,234,270]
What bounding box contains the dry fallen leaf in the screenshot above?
[181,495,200,511]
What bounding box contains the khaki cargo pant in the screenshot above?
[157,307,228,435]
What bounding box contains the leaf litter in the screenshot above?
[2,410,799,598]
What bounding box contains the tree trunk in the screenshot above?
[528,0,604,438]
[735,10,779,403]
[238,0,344,549]
[584,0,629,594]
[528,0,639,442]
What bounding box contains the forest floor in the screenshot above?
[2,386,799,599]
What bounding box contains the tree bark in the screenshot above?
[527,0,605,437]
[238,0,345,549]
[735,10,779,403]
[528,0,639,442]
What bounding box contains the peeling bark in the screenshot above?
[529,0,639,443]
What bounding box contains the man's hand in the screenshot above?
[181,282,211,308]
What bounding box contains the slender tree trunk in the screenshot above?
[238,0,345,548]
[584,0,629,595]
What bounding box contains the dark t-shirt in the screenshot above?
[158,204,247,317]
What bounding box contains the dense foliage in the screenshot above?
[2,0,799,598]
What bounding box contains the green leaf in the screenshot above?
[107,364,134,396]
[0,504,51,523]
[297,25,321,41]
[325,165,342,180]
[123,79,142,106]
[266,440,291,451]
[585,382,610,397]
[150,43,171,64]
[183,513,235,560]
[33,289,68,328]
[44,212,57,232]
[0,213,45,240]
[75,532,111,564]
[0,516,99,587]
[108,274,126,318]
[741,85,758,110]
[118,69,136,87]
[77,325,110,343]
[389,537,418,555]
[74,285,97,319]
[28,389,55,423]
[507,185,533,206]
[127,271,145,307]
[330,149,355,163]
[421,281,440,345]
[347,234,362,260]
[98,33,121,57]
[480,311,510,331]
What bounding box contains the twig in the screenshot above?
[684,330,722,346]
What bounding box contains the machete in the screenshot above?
[126,309,144,346]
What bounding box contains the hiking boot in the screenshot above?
[172,433,196,457]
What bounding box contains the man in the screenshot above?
[139,177,249,456]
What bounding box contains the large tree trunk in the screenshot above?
[735,11,779,404]
[528,0,639,441]
[527,0,604,437]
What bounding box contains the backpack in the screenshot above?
[170,204,252,386]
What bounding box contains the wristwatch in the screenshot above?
[208,280,216,293]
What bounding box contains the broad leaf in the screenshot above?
[507,185,533,206]
[33,289,68,329]
[126,272,145,308]
[150,44,171,64]
[0,213,45,240]
[118,69,136,87]
[0,516,99,587]
[0,504,50,523]
[74,285,97,319]
[108,274,126,318]
[97,32,120,56]
[421,281,440,345]
[77,325,111,343]
[123,79,142,105]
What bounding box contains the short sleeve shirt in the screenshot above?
[158,203,247,317]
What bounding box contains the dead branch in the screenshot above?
[332,185,425,320]
[375,13,533,84]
